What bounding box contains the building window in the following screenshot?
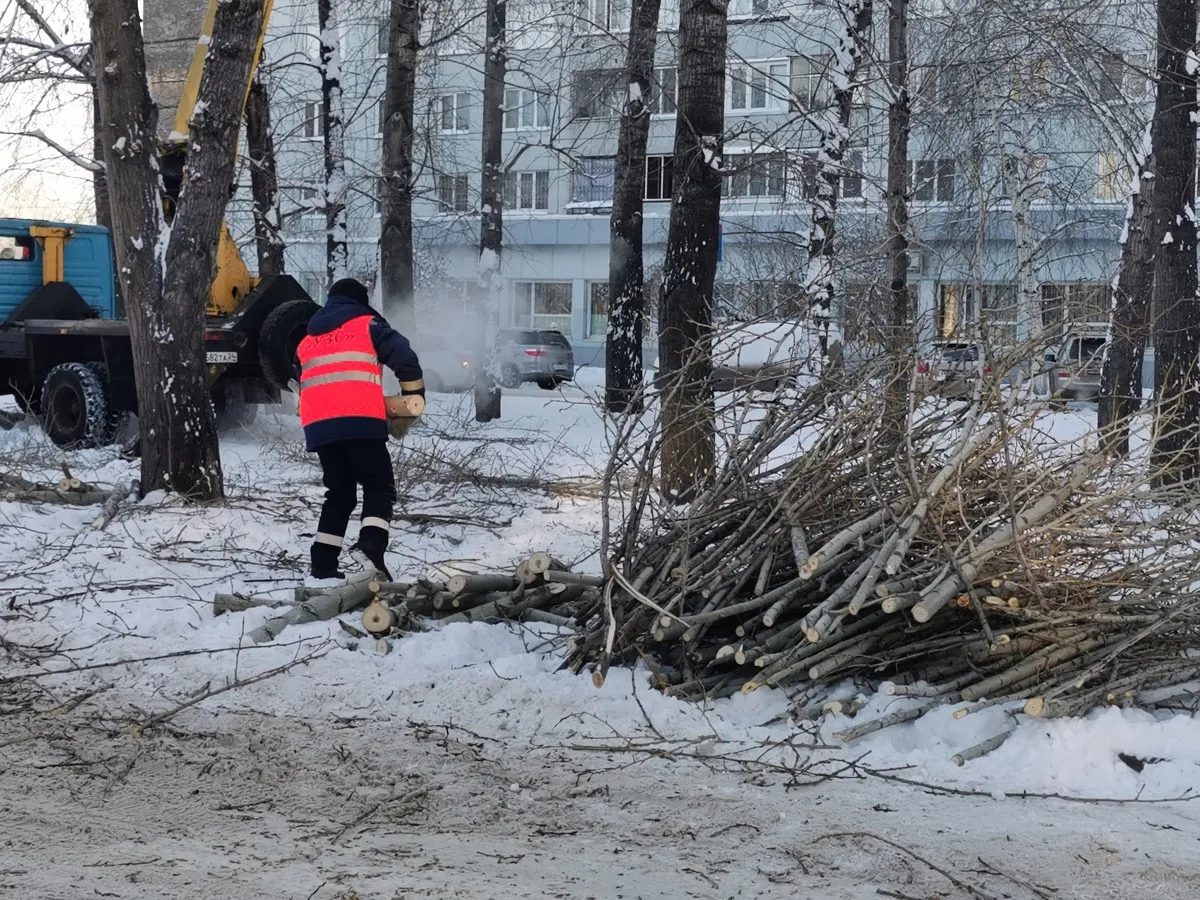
[514,282,573,333]
[649,67,677,115]
[574,69,623,119]
[377,20,388,56]
[302,102,322,139]
[936,283,977,338]
[374,177,384,216]
[728,0,773,19]
[504,170,550,210]
[1098,51,1153,104]
[1041,283,1111,329]
[297,272,326,299]
[1096,151,1127,200]
[789,55,833,112]
[645,155,674,201]
[723,153,785,199]
[582,0,630,32]
[714,281,804,320]
[909,158,955,202]
[296,186,322,218]
[980,284,1018,343]
[587,282,609,338]
[729,61,788,112]
[841,149,864,199]
[571,157,617,203]
[935,284,1018,342]
[439,92,470,133]
[436,173,470,212]
[504,88,550,129]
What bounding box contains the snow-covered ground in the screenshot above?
[2,382,1199,899]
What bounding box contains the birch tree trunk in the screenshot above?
[245,67,284,280]
[999,133,1045,347]
[1149,0,1200,483]
[379,0,420,336]
[318,0,348,284]
[1098,140,1155,454]
[606,0,663,414]
[658,0,725,500]
[91,0,263,500]
[474,0,505,422]
[884,0,910,338]
[806,0,873,357]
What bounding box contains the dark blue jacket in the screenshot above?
[297,293,424,451]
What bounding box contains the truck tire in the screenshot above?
[41,362,111,449]
[258,298,319,391]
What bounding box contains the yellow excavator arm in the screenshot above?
[166,0,277,317]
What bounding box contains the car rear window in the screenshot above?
[537,330,571,346]
[1068,338,1106,362]
[941,345,981,362]
[500,330,540,344]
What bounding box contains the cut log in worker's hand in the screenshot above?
[385,393,424,439]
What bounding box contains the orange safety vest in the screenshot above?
[296,315,386,427]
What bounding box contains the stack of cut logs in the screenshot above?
[218,551,602,646]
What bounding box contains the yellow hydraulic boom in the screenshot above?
[162,0,277,318]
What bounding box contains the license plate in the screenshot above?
[553,364,567,372]
[206,351,238,364]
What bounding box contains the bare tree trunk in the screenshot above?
[474,0,505,422]
[91,0,263,500]
[884,0,910,338]
[806,0,873,356]
[245,67,284,279]
[605,0,663,414]
[318,0,348,284]
[91,83,111,232]
[380,0,420,336]
[1098,142,1156,454]
[658,0,724,501]
[1149,0,1200,483]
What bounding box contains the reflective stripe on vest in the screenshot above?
[296,315,386,427]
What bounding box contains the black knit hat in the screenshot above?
[329,277,370,306]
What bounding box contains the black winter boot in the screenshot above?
[352,529,392,581]
[310,542,344,581]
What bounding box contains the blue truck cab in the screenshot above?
[0,217,315,448]
[0,219,118,322]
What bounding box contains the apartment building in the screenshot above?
[149,0,1152,365]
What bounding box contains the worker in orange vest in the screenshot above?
[295,278,424,582]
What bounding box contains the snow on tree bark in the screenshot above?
[474,0,506,422]
[1098,134,1155,454]
[318,0,348,285]
[245,65,284,279]
[379,0,420,337]
[606,0,663,415]
[90,0,264,500]
[91,84,112,233]
[658,0,725,501]
[1148,0,1200,482]
[805,0,872,358]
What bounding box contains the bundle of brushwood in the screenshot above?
[570,351,1200,759]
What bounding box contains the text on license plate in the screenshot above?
[206,351,238,364]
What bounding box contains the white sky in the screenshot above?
[0,0,98,222]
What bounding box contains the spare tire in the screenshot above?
[259,298,319,390]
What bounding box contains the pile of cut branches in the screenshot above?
[572,353,1200,757]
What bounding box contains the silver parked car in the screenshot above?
[917,341,997,398]
[1046,330,1107,402]
[494,328,575,389]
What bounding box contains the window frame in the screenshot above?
[513,281,573,333]
[571,156,617,204]
[728,59,789,114]
[504,170,552,211]
[908,157,956,203]
[649,67,678,116]
[301,101,323,140]
[722,151,787,201]
[435,172,471,213]
[644,155,674,201]
[438,92,471,134]
[574,69,624,120]
[503,87,551,130]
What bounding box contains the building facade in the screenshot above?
[150,0,1153,365]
